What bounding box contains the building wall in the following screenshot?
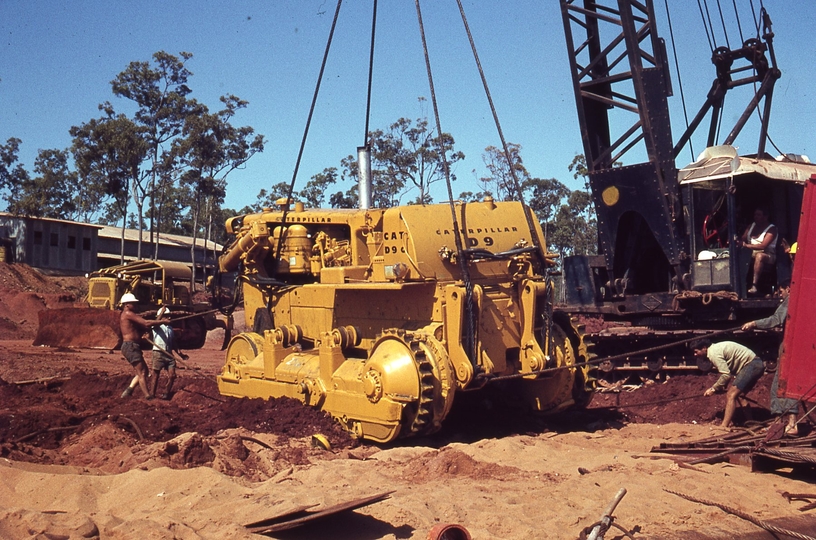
[0,214,220,279]
[0,215,98,274]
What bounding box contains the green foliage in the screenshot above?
[70,51,264,264]
[0,138,31,212]
[110,51,199,148]
[13,149,80,218]
[522,177,570,223]
[243,183,291,214]
[299,167,338,208]
[70,113,148,223]
[547,189,597,257]
[568,154,590,189]
[478,145,598,259]
[479,143,527,201]
[369,117,464,206]
[311,116,464,209]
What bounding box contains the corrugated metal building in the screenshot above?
[96,225,221,276]
[0,213,100,274]
[0,213,222,278]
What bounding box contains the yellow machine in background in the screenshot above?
[35,259,222,350]
[217,198,595,443]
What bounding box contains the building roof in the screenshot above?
[0,212,103,229]
[678,145,816,186]
[97,225,222,251]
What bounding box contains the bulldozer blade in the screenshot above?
[220,314,233,351]
[34,307,122,349]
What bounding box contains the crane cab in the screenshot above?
[680,145,815,298]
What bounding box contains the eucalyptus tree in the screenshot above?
[6,149,79,219]
[477,144,597,260]
[71,113,148,262]
[109,51,203,258]
[171,94,264,283]
[321,116,463,209]
[479,143,528,201]
[368,117,464,206]
[0,138,30,213]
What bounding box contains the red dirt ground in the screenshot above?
[0,262,777,476]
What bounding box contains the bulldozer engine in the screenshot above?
[218,200,595,443]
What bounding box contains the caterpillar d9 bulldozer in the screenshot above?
[217,198,595,443]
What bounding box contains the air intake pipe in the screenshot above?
[358,145,372,209]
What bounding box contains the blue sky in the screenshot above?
[1,1,813,214]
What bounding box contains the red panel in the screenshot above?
[779,175,816,402]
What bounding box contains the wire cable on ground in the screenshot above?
[665,488,816,540]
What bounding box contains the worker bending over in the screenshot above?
[691,339,765,428]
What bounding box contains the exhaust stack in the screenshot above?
[358,146,372,209]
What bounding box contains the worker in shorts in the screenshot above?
[741,241,800,435]
[691,338,765,428]
[149,306,188,400]
[119,293,168,400]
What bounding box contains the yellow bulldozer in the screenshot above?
[34,259,224,350]
[217,198,595,443]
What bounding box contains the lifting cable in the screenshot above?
[453,0,547,269]
[748,0,761,34]
[453,0,525,206]
[746,4,787,160]
[363,0,378,145]
[472,326,743,386]
[715,0,731,49]
[663,0,694,161]
[272,0,344,277]
[696,0,715,52]
[730,0,745,44]
[414,0,477,362]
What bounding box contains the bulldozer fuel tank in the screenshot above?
[216,200,596,443]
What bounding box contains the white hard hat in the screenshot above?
[119,292,139,305]
[156,306,170,318]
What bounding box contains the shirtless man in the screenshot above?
[119,292,168,400]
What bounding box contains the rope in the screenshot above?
[672,289,738,310]
[414,0,476,363]
[749,0,760,35]
[453,0,547,273]
[665,488,816,540]
[731,0,745,44]
[757,448,816,466]
[454,0,524,204]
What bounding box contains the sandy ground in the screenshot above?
[1,263,816,539]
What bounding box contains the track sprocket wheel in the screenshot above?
[373,330,455,438]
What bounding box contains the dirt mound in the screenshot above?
[401,447,527,482]
[0,371,357,478]
[33,307,121,348]
[0,263,84,340]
